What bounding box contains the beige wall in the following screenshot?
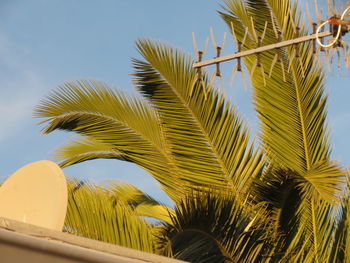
[0,217,187,263]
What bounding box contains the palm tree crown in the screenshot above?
[34,0,349,262]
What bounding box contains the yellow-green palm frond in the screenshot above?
[54,137,174,223]
[157,190,272,262]
[220,0,338,178]
[300,160,345,203]
[220,0,346,261]
[65,180,157,253]
[133,39,264,198]
[35,80,164,149]
[252,168,301,231]
[328,175,350,262]
[107,182,173,224]
[252,166,344,261]
[34,80,181,200]
[53,137,126,168]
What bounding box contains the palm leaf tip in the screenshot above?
[54,137,126,168]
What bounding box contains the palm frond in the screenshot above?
[158,190,272,263]
[65,180,156,253]
[220,1,346,261]
[133,39,264,198]
[251,168,304,261]
[252,168,301,229]
[107,182,173,224]
[35,80,164,149]
[300,160,344,203]
[53,137,126,168]
[328,175,350,262]
[220,0,334,177]
[34,80,181,200]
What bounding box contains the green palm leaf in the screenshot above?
[220,0,346,261]
[329,176,350,262]
[158,191,271,263]
[65,180,157,253]
[53,137,125,168]
[133,39,264,197]
[34,80,181,200]
[220,0,336,175]
[33,0,350,260]
[107,182,173,224]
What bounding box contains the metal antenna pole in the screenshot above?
[193,31,332,68]
[192,4,350,81]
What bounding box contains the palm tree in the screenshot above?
[34,0,349,262]
[220,0,346,261]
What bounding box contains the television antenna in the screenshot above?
[192,0,350,87]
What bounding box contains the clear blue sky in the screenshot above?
[1,0,349,202]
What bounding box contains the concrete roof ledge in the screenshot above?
[0,217,187,263]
